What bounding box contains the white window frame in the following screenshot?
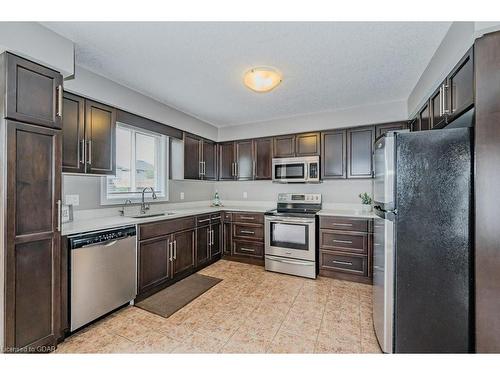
[100,123,169,205]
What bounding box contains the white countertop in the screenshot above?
[62,204,273,236]
[317,208,377,219]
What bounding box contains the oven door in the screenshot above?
[272,160,307,182]
[265,216,315,261]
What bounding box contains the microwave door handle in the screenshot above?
[304,163,308,181]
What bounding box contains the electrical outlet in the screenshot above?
[65,194,79,206]
[243,192,248,199]
[180,192,185,200]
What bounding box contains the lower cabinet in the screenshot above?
[138,236,171,293]
[171,229,195,278]
[318,216,373,284]
[196,225,210,267]
[222,211,265,263]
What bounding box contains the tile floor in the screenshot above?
[55,260,382,354]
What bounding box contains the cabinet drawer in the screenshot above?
[232,212,264,224]
[319,230,368,255]
[210,213,222,224]
[139,216,196,240]
[233,223,264,241]
[233,240,264,259]
[319,216,369,232]
[196,214,211,226]
[223,212,232,222]
[320,251,367,276]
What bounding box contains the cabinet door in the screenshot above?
[210,223,222,258]
[418,102,431,131]
[273,135,295,157]
[85,100,116,175]
[62,92,86,173]
[430,82,447,129]
[5,53,63,129]
[375,121,407,138]
[254,138,272,180]
[196,225,210,267]
[409,117,419,132]
[235,140,254,180]
[295,132,320,156]
[5,121,61,352]
[223,222,232,255]
[321,130,346,179]
[448,48,474,119]
[184,134,201,179]
[347,126,375,178]
[219,142,235,180]
[172,229,195,278]
[202,140,217,180]
[138,237,170,293]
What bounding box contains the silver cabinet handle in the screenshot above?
[439,85,444,117]
[231,162,235,177]
[198,218,210,223]
[332,223,352,227]
[211,229,214,245]
[240,247,255,253]
[253,160,256,179]
[168,241,173,261]
[174,240,177,260]
[239,216,255,220]
[332,260,353,266]
[56,85,63,117]
[207,228,211,247]
[333,239,352,244]
[443,83,449,114]
[240,230,255,235]
[80,139,86,165]
[87,140,92,165]
[199,161,203,177]
[203,161,206,175]
[57,199,61,232]
[211,216,221,220]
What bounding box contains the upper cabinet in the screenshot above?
[183,134,218,180]
[235,140,254,180]
[62,93,116,175]
[253,138,273,180]
[413,47,474,131]
[273,132,320,158]
[321,129,346,179]
[347,126,375,179]
[375,121,407,138]
[5,52,63,129]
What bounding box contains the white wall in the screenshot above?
[407,22,475,117]
[218,100,407,141]
[64,65,219,141]
[0,22,74,76]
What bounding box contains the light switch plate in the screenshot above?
[180,192,185,200]
[243,192,248,199]
[65,194,80,206]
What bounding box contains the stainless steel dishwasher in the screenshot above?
[68,226,137,331]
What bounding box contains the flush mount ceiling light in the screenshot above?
[243,67,282,93]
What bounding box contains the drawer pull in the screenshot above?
[239,216,255,220]
[240,247,255,252]
[333,223,353,227]
[198,218,210,223]
[212,216,221,220]
[240,230,255,234]
[332,260,353,266]
[333,239,353,244]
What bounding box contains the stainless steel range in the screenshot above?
[264,193,322,279]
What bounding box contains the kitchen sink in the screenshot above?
[129,212,176,219]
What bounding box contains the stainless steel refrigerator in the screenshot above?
[372,127,473,353]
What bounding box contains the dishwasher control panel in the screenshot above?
[69,226,136,249]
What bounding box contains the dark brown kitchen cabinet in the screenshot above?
[62,92,85,173]
[171,229,195,278]
[273,134,296,157]
[418,102,431,131]
[196,224,210,267]
[430,81,447,129]
[210,222,222,258]
[84,100,116,175]
[183,134,217,180]
[347,126,375,178]
[321,129,346,179]
[295,132,320,156]
[253,137,272,179]
[184,134,201,179]
[5,53,63,129]
[375,121,407,138]
[223,221,232,255]
[235,140,254,180]
[138,236,171,294]
[409,116,419,132]
[4,121,62,352]
[219,142,236,180]
[448,47,474,120]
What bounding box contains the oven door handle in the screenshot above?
[266,255,314,266]
[265,218,315,224]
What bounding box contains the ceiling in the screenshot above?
[42,22,451,127]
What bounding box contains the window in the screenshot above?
[101,123,169,204]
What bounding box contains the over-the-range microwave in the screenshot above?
[272,156,320,183]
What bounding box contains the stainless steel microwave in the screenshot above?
[272,156,320,183]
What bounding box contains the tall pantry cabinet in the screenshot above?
[0,52,63,352]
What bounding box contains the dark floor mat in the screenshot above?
[135,273,222,318]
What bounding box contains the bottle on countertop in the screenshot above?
[212,190,222,207]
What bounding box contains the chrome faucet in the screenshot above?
[141,187,157,214]
[119,199,133,216]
